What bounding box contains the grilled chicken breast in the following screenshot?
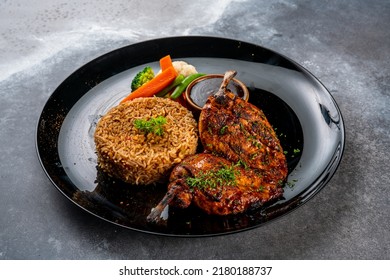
[199,71,288,186]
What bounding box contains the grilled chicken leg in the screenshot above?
[147,153,283,222]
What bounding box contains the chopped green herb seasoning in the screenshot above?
[134,115,167,136]
[236,159,249,169]
[186,163,240,190]
[257,185,265,192]
[250,153,258,159]
[286,179,298,189]
[220,125,228,135]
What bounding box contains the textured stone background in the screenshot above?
[0,0,389,259]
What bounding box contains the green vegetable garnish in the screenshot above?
[134,116,167,136]
[155,74,185,97]
[186,163,240,190]
[131,66,155,91]
[170,73,206,99]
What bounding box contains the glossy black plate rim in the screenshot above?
[36,36,345,237]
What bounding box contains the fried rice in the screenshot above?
[94,97,198,185]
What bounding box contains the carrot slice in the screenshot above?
[159,55,173,71]
[120,66,177,103]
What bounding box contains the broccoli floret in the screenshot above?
[131,66,155,91]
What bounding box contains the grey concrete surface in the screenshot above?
[0,0,389,259]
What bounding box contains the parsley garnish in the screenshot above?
[293,148,301,154]
[134,116,167,136]
[220,125,228,135]
[186,163,240,190]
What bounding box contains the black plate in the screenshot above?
[36,36,345,236]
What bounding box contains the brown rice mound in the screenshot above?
[94,97,198,185]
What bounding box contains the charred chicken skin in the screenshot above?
[147,153,284,221]
[199,71,288,186]
[147,71,287,223]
